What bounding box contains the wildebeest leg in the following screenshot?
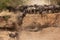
[39,10,43,17]
[35,9,39,14]
[46,9,49,13]
[30,9,31,14]
[39,10,42,14]
[51,9,55,13]
[54,9,59,13]
[27,10,30,14]
[25,10,28,13]
[34,9,36,14]
[32,9,34,14]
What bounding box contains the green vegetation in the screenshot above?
[0,0,24,10]
[0,0,9,9]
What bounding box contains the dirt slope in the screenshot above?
[0,11,60,40]
[20,13,60,40]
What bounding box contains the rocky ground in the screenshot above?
[0,10,60,40]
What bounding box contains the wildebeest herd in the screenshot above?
[6,4,60,14]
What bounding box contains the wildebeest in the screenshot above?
[25,6,35,13]
[34,4,39,13]
[53,5,60,13]
[38,5,44,14]
[18,5,28,13]
[5,5,60,13]
[43,5,49,13]
[6,6,16,12]
[48,5,60,13]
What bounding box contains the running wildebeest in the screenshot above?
[38,5,44,14]
[34,4,39,13]
[43,5,49,13]
[18,5,28,13]
[53,5,60,13]
[48,5,56,13]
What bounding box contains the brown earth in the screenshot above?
[0,10,60,40]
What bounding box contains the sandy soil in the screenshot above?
[0,11,60,40]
